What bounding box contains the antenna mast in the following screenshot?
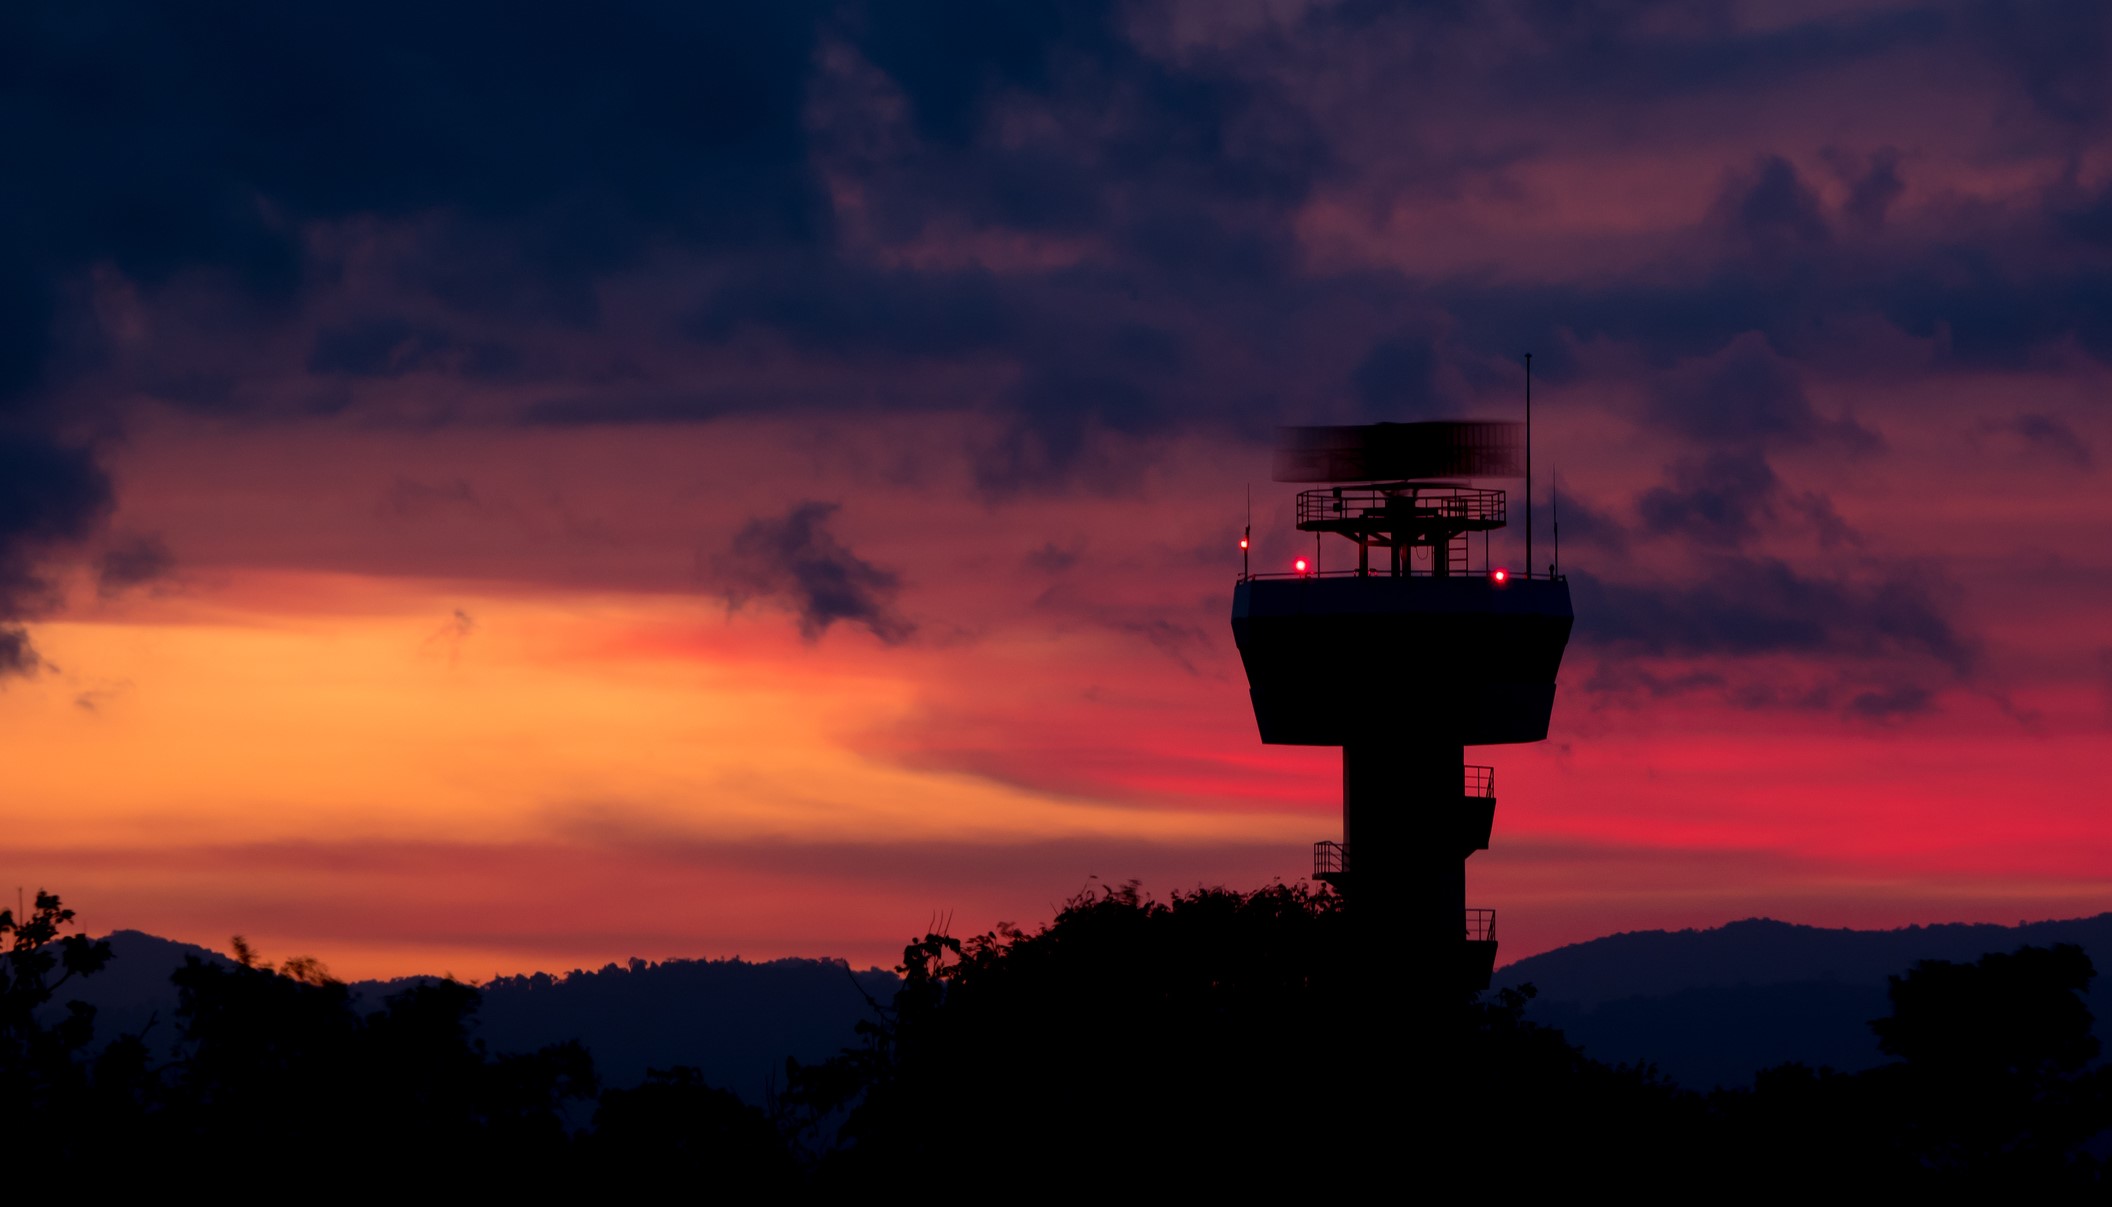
[1552,467,1560,578]
[1524,353,1533,579]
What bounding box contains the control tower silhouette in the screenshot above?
[1230,419,1573,991]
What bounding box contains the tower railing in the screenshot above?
[1313,840,1348,880]
[1464,765,1495,798]
[1294,484,1508,534]
[1241,567,1567,582]
[1465,908,1497,942]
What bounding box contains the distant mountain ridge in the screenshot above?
[1495,913,2112,1090]
[61,931,900,1105]
[367,956,901,1097]
[61,913,2112,1101]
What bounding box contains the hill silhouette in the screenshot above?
[11,890,2109,1188]
[42,930,234,1045]
[61,913,2112,1098]
[58,932,897,1104]
[404,957,899,1098]
[1497,913,2112,1088]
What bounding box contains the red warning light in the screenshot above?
[1239,536,1250,550]
[1294,557,1309,575]
[1492,568,1509,583]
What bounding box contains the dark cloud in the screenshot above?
[1844,684,1936,721]
[422,608,477,668]
[684,263,1022,360]
[846,0,1325,225]
[628,0,1317,468]
[0,626,44,680]
[0,0,2101,388]
[2,0,847,654]
[1582,662,1728,701]
[1548,486,1630,558]
[0,435,112,678]
[1,0,2098,441]
[974,366,1170,497]
[1787,492,1862,551]
[1635,451,1781,546]
[1571,557,1973,674]
[1832,147,1905,233]
[1,0,2108,533]
[1352,333,1453,418]
[4,0,834,394]
[1968,0,2112,131]
[852,0,1117,147]
[307,319,521,380]
[1643,333,1878,449]
[1713,155,1830,255]
[1106,618,1213,676]
[0,437,110,596]
[1977,413,2094,469]
[2059,178,2112,248]
[703,501,912,644]
[1879,252,2112,368]
[1422,107,2112,373]
[73,683,128,713]
[992,326,1189,484]
[1631,451,1863,551]
[520,394,743,427]
[381,476,479,521]
[1024,541,1082,574]
[1434,253,2112,384]
[1581,658,1942,722]
[1323,0,1945,112]
[96,533,176,599]
[670,265,1201,491]
[2099,647,2112,722]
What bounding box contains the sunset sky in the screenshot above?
[5,0,2110,979]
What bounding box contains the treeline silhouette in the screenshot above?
[5,886,2108,1189]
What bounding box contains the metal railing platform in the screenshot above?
[1295,484,1507,536]
[1465,908,1497,942]
[1313,840,1348,883]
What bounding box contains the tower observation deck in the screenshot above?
[1230,421,1573,991]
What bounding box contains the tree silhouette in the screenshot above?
[589,1065,797,1184]
[10,888,2109,1191]
[0,890,112,1049]
[787,883,1323,1188]
[166,941,598,1180]
[1864,943,2110,1186]
[1711,943,2111,1192]
[0,891,119,1151]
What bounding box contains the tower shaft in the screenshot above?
[1344,740,1465,960]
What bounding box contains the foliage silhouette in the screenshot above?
[588,1065,797,1186]
[1864,943,2110,1186]
[8,888,2109,1191]
[164,941,600,1178]
[787,884,2110,1192]
[0,891,120,1151]
[782,881,1351,1189]
[1710,943,2111,1192]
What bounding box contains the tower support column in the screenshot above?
[1343,739,1467,971]
[1343,737,1471,1133]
